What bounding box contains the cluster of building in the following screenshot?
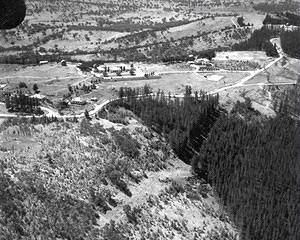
[93,64,136,77]
[188,56,217,71]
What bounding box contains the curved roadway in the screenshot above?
[0,38,296,120]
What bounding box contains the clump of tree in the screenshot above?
[112,128,141,159]
[112,86,220,162]
[237,16,246,27]
[192,105,299,240]
[273,85,300,116]
[33,83,39,93]
[263,12,300,26]
[253,1,299,13]
[231,97,261,121]
[5,92,43,114]
[232,27,280,57]
[280,29,300,58]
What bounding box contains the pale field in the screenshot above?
[0,63,86,101]
[40,30,131,52]
[102,16,235,51]
[214,51,271,61]
[0,103,7,114]
[97,71,249,96]
[152,16,234,42]
[218,85,276,116]
[190,27,251,52]
[168,17,232,34]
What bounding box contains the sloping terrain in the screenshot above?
[0,0,259,63]
[0,116,238,239]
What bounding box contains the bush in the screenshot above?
[123,205,142,224]
[108,170,132,197]
[89,188,112,214]
[166,181,185,196]
[112,129,141,158]
[101,220,128,240]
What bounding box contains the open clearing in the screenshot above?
[99,71,249,95]
[214,51,271,62]
[0,63,86,101]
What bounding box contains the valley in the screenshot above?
[0,1,299,240]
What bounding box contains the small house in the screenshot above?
[39,60,49,65]
[71,97,86,105]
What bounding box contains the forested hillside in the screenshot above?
[273,85,300,117]
[263,12,300,26]
[101,86,220,162]
[232,27,279,57]
[101,84,300,240]
[280,29,300,59]
[191,112,300,240]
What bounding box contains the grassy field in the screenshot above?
[98,71,249,95]
[0,63,86,101]
[214,51,271,62]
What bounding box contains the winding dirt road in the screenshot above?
[0,38,296,120]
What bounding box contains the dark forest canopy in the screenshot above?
[273,85,300,117]
[263,12,300,26]
[192,114,300,240]
[232,27,280,57]
[0,0,26,29]
[102,86,220,162]
[104,84,300,240]
[280,29,300,58]
[253,1,300,13]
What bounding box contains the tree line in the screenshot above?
[5,91,43,114]
[253,1,299,13]
[263,12,300,26]
[110,85,220,162]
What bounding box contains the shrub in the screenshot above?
[101,220,128,240]
[112,129,141,158]
[123,205,142,224]
[89,188,112,214]
[166,181,185,196]
[108,170,132,197]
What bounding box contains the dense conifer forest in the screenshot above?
[273,85,300,118]
[280,29,300,59]
[106,85,300,240]
[232,27,279,57]
[263,12,300,26]
[109,86,220,162]
[192,114,299,240]
[253,1,299,13]
[5,92,43,114]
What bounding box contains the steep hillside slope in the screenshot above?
[0,116,238,239]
